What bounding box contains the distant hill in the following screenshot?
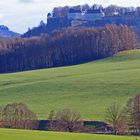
[0,25,20,38]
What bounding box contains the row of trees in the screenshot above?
[0,102,83,132]
[0,93,140,135]
[0,25,136,73]
[106,93,140,135]
[46,93,140,134]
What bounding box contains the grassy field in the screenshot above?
[0,50,140,120]
[0,129,138,140]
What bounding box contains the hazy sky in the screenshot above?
[0,0,139,33]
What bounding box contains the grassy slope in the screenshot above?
[0,129,138,140]
[0,50,140,120]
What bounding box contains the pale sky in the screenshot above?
[0,0,139,33]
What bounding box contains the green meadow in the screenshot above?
[0,129,138,140]
[0,50,140,120]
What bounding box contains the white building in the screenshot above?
[68,9,82,20]
[83,9,105,21]
[68,9,104,22]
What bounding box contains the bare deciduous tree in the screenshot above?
[47,108,83,132]
[0,103,38,130]
[106,101,128,135]
[127,94,140,132]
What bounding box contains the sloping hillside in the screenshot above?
[0,50,140,120]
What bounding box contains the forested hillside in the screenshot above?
[0,25,136,73]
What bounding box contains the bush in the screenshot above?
[47,109,83,132]
[0,103,38,130]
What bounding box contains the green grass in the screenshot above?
[0,129,138,140]
[0,50,140,120]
